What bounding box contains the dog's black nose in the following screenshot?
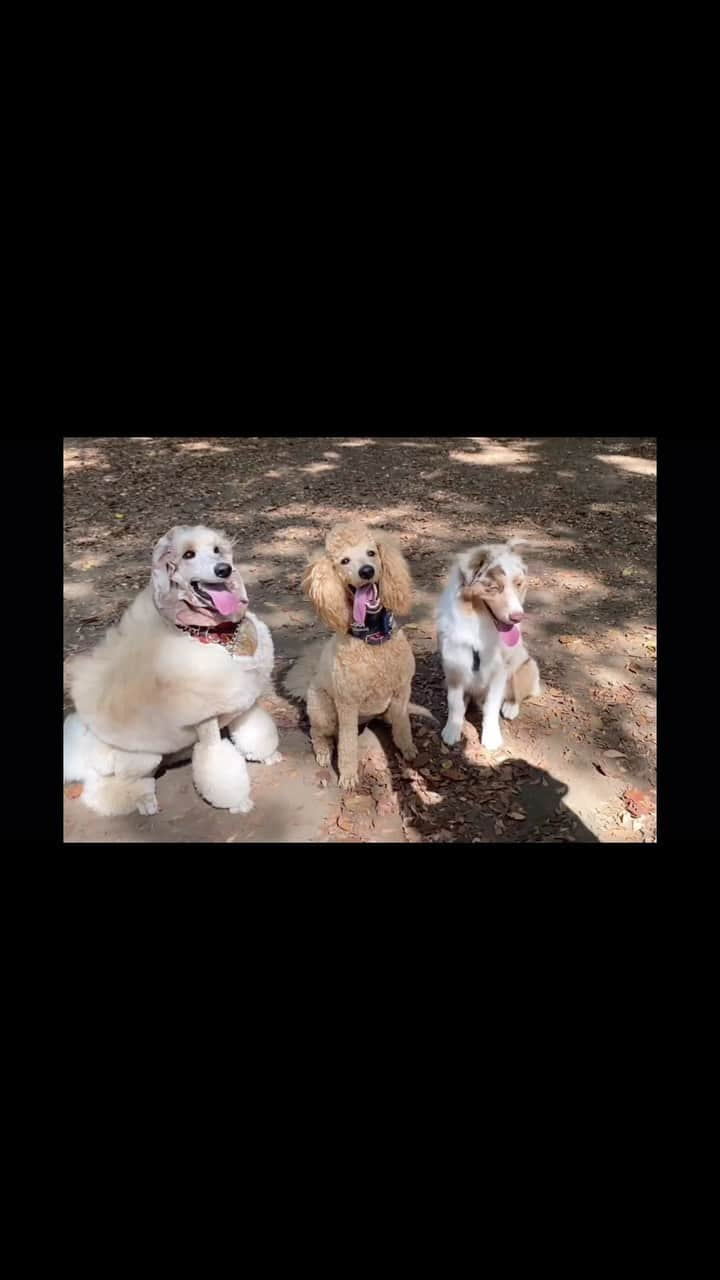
[214,562,232,578]
[359,564,375,580]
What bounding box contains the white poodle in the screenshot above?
[64,524,281,817]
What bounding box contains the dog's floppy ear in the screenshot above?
[151,526,182,601]
[507,536,529,575]
[302,554,352,632]
[376,533,412,615]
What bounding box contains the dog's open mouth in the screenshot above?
[485,603,522,647]
[191,580,245,617]
[491,614,515,633]
[349,582,380,627]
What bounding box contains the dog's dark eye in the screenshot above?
[214,546,220,554]
[183,550,195,560]
[367,550,376,557]
[340,557,350,565]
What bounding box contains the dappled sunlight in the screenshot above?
[64,446,111,475]
[179,442,231,453]
[449,443,539,467]
[595,454,656,478]
[69,552,111,571]
[337,439,376,448]
[299,462,338,474]
[64,581,95,601]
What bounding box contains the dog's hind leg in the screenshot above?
[307,685,337,769]
[387,692,417,762]
[82,748,163,817]
[513,658,542,703]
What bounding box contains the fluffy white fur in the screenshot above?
[437,540,542,751]
[64,524,280,817]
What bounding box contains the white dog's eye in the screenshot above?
[367,550,376,556]
[214,546,220,554]
[183,550,196,560]
[340,557,350,565]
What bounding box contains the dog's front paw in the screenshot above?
[338,771,358,792]
[501,700,520,720]
[402,744,418,762]
[481,726,504,751]
[314,748,331,767]
[262,751,283,766]
[441,722,463,747]
[136,789,158,816]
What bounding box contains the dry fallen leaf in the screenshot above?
[64,783,83,799]
[624,788,654,817]
[508,810,526,820]
[603,749,627,759]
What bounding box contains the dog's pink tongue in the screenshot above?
[353,583,378,626]
[500,625,521,647]
[206,586,240,616]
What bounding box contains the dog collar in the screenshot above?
[349,608,395,645]
[175,617,258,657]
[175,619,238,647]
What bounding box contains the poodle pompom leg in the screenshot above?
[228,705,281,764]
[82,774,159,817]
[192,739,253,813]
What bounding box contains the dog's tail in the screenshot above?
[282,639,326,702]
[408,702,439,725]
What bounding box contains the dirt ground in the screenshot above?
[63,436,656,843]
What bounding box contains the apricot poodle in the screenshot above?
[300,521,422,790]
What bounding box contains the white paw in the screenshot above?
[315,749,331,767]
[262,751,283,766]
[401,744,417,762]
[481,726,504,751]
[230,798,254,814]
[501,700,519,720]
[441,722,463,746]
[338,772,358,792]
[136,792,158,816]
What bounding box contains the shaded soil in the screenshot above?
[64,435,656,843]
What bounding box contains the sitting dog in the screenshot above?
[64,524,281,816]
[300,521,421,790]
[437,540,541,751]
